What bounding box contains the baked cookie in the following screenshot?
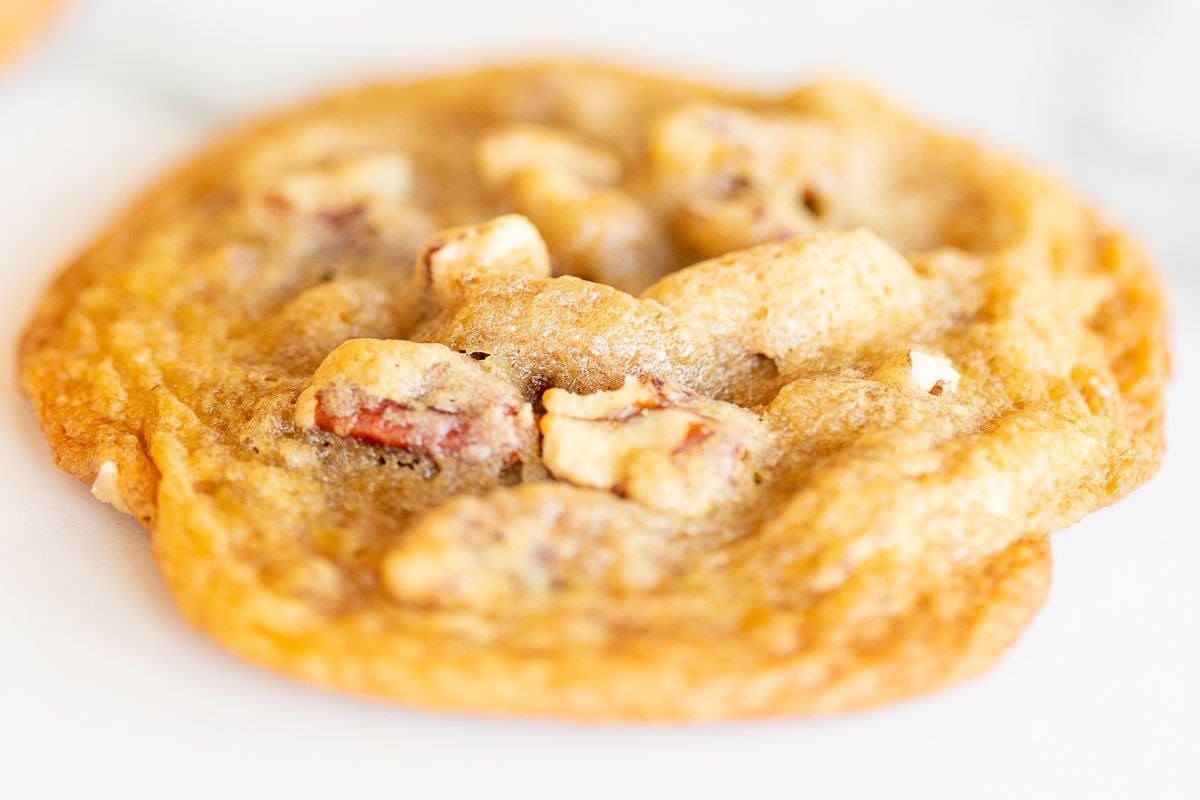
[19,63,1168,719]
[0,0,60,65]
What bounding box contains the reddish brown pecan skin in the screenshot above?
[672,421,715,455]
[313,392,468,457]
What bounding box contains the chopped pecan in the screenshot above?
[314,397,469,457]
[244,127,430,245]
[414,215,551,308]
[476,123,623,186]
[295,339,538,471]
[872,349,962,396]
[272,151,412,215]
[650,103,875,258]
[539,376,766,517]
[909,349,962,395]
[383,484,679,608]
[506,168,674,292]
[475,125,670,292]
[90,460,132,516]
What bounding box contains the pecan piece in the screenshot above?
[295,339,538,472]
[649,103,880,258]
[475,126,671,292]
[383,483,679,609]
[243,125,431,246]
[414,214,551,308]
[476,123,623,186]
[872,349,963,396]
[539,376,766,517]
[271,151,412,217]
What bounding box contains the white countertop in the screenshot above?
[2,1,1197,797]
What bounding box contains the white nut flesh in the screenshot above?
[507,168,674,292]
[870,349,963,396]
[650,102,886,258]
[383,483,679,608]
[908,350,962,395]
[475,124,671,292]
[271,151,412,217]
[539,376,766,517]
[476,123,624,187]
[415,215,551,307]
[91,460,132,516]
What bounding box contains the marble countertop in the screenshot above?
[1,1,1196,798]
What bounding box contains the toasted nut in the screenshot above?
[241,121,431,244]
[871,349,962,396]
[415,215,551,307]
[384,484,678,608]
[540,376,765,517]
[650,103,875,257]
[91,460,132,516]
[508,168,673,292]
[476,123,623,186]
[295,339,537,470]
[908,350,961,395]
[475,124,670,292]
[271,152,411,216]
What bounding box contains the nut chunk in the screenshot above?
[295,339,537,470]
[872,349,962,396]
[540,376,766,517]
[650,102,879,258]
[384,483,678,609]
[244,122,425,237]
[415,214,551,308]
[477,123,624,186]
[270,151,412,219]
[476,124,671,293]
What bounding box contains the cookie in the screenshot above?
[0,0,60,65]
[19,63,1168,719]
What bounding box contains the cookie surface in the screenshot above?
[19,63,1168,719]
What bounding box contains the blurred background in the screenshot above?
[1,1,1196,798]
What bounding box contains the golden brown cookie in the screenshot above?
[0,0,60,66]
[19,63,1168,719]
